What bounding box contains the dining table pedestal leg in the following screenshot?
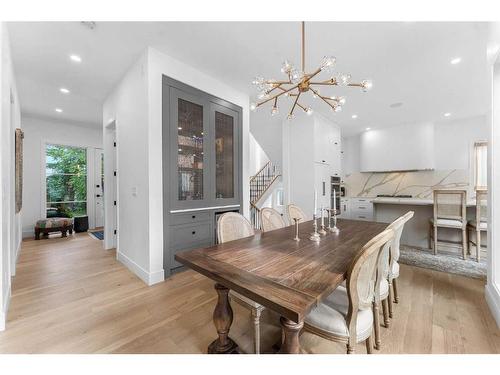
[279,317,304,354]
[208,283,239,354]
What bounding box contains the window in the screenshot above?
[474,141,487,190]
[45,144,87,218]
[276,188,284,207]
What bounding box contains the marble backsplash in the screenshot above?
[343,169,472,198]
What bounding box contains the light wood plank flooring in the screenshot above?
[0,233,499,354]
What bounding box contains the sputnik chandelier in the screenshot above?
[250,22,372,119]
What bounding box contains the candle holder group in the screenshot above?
[305,207,340,242]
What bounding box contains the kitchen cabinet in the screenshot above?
[314,115,341,176]
[350,198,374,221]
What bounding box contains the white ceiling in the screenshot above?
[8,22,490,134]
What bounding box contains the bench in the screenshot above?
[35,218,74,240]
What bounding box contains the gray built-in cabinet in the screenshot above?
[162,76,243,276]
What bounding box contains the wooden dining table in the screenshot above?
[175,218,387,354]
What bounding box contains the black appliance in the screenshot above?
[331,176,341,209]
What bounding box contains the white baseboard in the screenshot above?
[22,230,34,239]
[485,282,500,328]
[116,251,164,286]
[0,287,12,331]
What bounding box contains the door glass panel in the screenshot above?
[215,111,234,199]
[177,98,204,201]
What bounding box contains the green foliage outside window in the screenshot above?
[46,144,87,217]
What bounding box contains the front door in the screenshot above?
[94,148,104,228]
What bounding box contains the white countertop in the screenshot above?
[346,197,476,207]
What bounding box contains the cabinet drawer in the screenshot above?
[170,222,212,249]
[170,211,211,225]
[352,213,373,221]
[351,198,371,204]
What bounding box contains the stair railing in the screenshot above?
[249,161,280,229]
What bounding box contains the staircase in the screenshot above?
[249,161,280,229]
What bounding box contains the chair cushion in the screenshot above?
[468,220,487,230]
[35,217,73,229]
[229,290,263,309]
[429,218,464,228]
[305,286,373,341]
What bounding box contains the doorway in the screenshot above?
[94,148,104,228]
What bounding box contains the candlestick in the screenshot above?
[333,189,337,213]
[309,214,321,242]
[319,207,327,235]
[314,190,318,217]
[326,208,333,231]
[332,208,340,235]
[293,218,301,241]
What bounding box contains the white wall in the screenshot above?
[21,115,102,237]
[103,51,151,284]
[249,133,270,176]
[0,23,22,331]
[250,110,283,169]
[103,47,250,285]
[486,50,500,328]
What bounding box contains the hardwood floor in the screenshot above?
[0,233,499,354]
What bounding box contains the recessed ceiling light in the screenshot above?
[365,127,371,131]
[390,102,403,108]
[55,108,63,113]
[352,114,358,119]
[60,88,70,94]
[70,54,82,63]
[450,57,461,65]
[444,112,451,117]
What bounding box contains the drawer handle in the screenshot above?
[192,231,196,235]
[358,206,366,209]
[359,216,366,219]
[192,215,196,219]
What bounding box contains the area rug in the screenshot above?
[89,230,104,240]
[399,246,486,280]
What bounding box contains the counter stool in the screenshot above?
[428,189,467,259]
[467,189,487,262]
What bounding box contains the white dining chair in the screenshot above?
[303,228,395,354]
[429,189,468,259]
[216,212,264,354]
[260,207,287,232]
[286,204,307,225]
[372,211,414,350]
[468,189,487,262]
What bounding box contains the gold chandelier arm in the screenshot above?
[309,78,337,85]
[309,87,336,110]
[305,67,322,81]
[289,91,301,116]
[256,83,299,107]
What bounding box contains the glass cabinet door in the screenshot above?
[211,103,239,205]
[170,87,209,209]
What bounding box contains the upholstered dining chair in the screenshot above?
[387,211,414,309]
[216,212,264,354]
[429,189,468,259]
[303,228,395,354]
[260,207,287,232]
[286,204,307,225]
[468,189,487,262]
